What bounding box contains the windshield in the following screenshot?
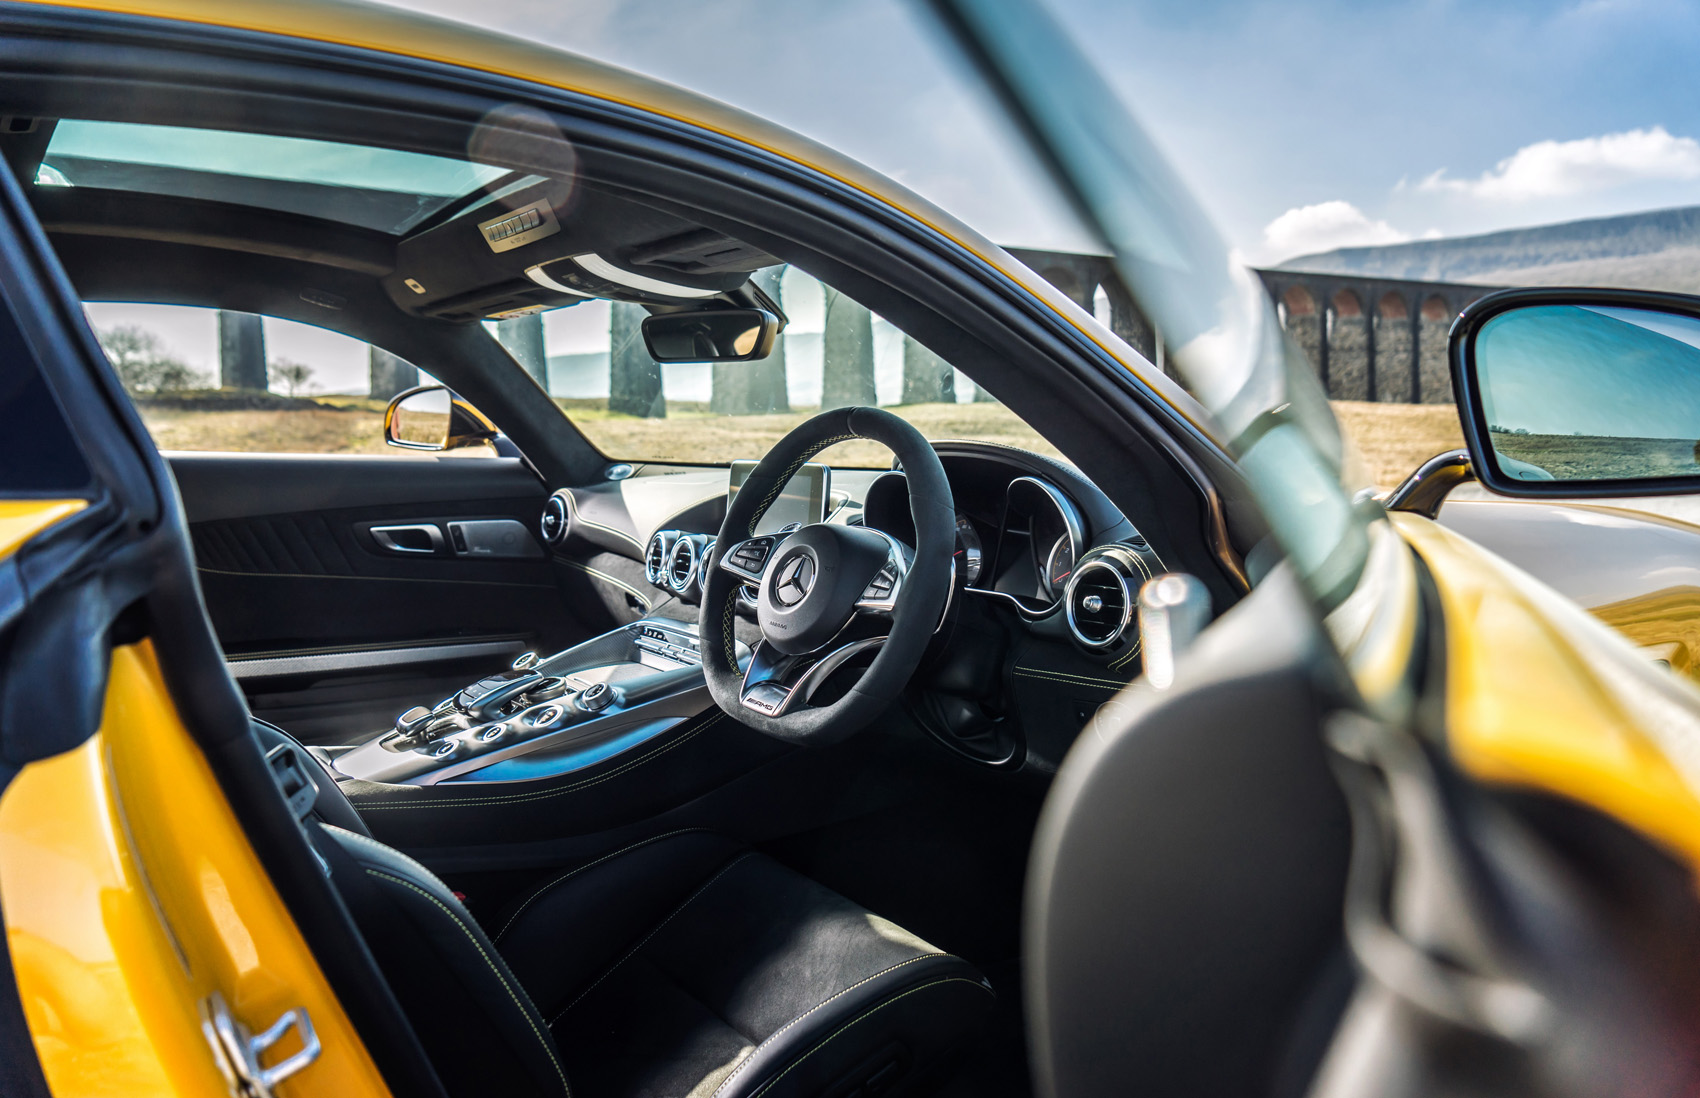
[499,265,1059,467]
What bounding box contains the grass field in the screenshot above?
[137,396,1467,490]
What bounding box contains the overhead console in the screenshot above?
[383,176,780,322]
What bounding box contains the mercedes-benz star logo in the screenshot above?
[772,552,816,607]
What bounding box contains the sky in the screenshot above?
[361,0,1700,265]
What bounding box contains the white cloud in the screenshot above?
[1420,126,1700,200]
[1261,200,1409,259]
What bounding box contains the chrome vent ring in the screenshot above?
[645,530,679,587]
[540,493,570,547]
[1065,557,1135,650]
[666,535,701,594]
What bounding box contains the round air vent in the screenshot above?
[667,536,700,595]
[1065,558,1134,649]
[645,530,679,587]
[539,493,570,546]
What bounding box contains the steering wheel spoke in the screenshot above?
[738,636,889,717]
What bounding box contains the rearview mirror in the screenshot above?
[384,385,498,451]
[1454,288,1700,496]
[641,308,778,363]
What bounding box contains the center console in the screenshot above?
[333,618,741,786]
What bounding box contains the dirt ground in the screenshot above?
[1329,400,1467,490]
[137,397,1463,490]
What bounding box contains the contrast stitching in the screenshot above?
[354,716,720,811]
[710,954,949,1098]
[493,828,711,942]
[1011,669,1123,692]
[366,870,572,1098]
[562,490,642,550]
[722,586,738,664]
[746,978,995,1098]
[747,433,857,536]
[1011,666,1130,689]
[1108,638,1144,671]
[549,852,758,1024]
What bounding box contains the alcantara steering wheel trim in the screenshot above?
[699,406,955,744]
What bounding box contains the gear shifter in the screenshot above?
[391,703,468,749]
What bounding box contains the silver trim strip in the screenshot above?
[227,639,525,681]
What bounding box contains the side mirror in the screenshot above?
[1454,288,1700,497]
[384,385,498,452]
[641,308,779,363]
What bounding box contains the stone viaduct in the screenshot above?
[1007,248,1499,405]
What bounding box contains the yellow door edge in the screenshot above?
[1392,511,1700,879]
[0,499,87,560]
[0,640,391,1096]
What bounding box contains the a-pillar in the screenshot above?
[218,310,267,390]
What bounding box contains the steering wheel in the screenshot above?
[700,406,955,744]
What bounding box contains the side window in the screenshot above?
[84,302,488,456]
[529,265,1060,467]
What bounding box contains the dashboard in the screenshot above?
[546,444,1163,663]
[536,442,1164,767]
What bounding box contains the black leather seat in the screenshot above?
[264,724,994,1097]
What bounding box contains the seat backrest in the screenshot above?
[1024,569,1353,1098]
[316,825,572,1098]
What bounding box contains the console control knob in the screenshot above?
[526,676,571,703]
[576,681,616,713]
[512,651,539,671]
[478,723,507,742]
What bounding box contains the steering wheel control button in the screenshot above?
[576,682,616,713]
[724,536,776,579]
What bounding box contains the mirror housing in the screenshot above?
[1453,287,1700,498]
[641,307,779,363]
[384,385,499,452]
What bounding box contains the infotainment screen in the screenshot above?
[728,460,830,535]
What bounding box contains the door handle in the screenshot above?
[370,523,445,554]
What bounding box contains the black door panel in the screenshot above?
[168,452,599,743]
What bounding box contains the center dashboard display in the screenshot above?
[728,460,830,534]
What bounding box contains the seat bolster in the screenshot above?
[319,826,571,1098]
[711,952,992,1098]
[495,829,748,1011]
